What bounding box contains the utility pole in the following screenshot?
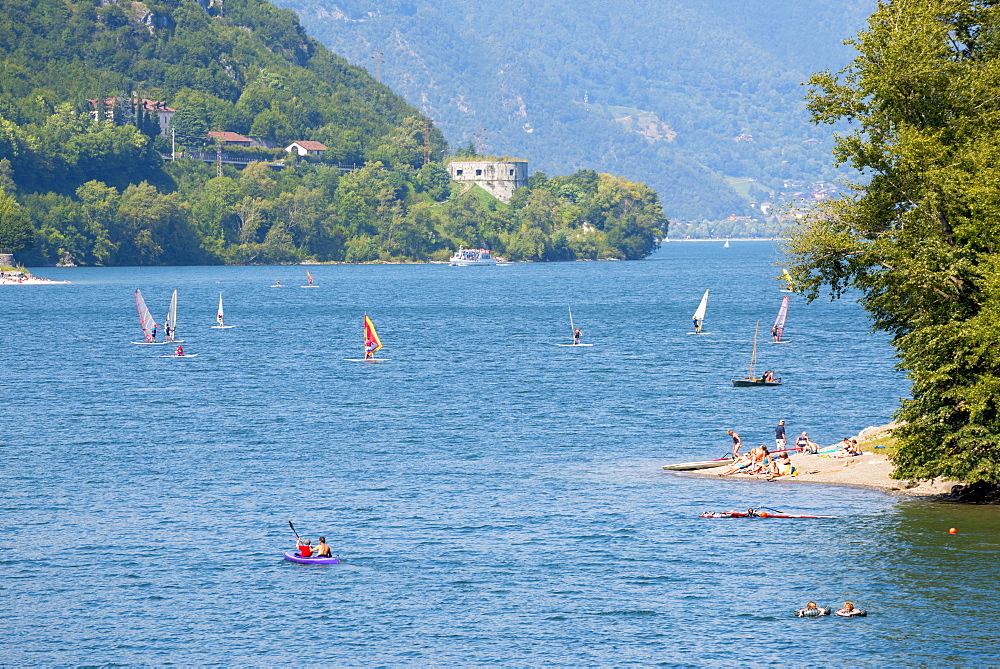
[371,49,384,83]
[171,128,175,161]
[216,143,222,177]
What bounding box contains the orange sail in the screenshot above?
[364,314,383,353]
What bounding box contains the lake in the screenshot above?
[3,241,998,664]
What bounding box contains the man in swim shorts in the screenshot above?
[313,537,332,557]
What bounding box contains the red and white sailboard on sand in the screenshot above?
[771,295,789,343]
[132,289,165,344]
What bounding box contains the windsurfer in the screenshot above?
[176,345,183,356]
[693,317,702,334]
[165,324,173,340]
[573,327,582,344]
[313,537,332,557]
[365,341,377,359]
[771,325,779,341]
[150,325,157,341]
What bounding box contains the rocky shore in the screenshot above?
[684,423,960,497]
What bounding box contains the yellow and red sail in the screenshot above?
[364,314,382,352]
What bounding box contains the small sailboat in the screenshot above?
[731,321,782,387]
[689,289,710,334]
[771,295,790,343]
[555,306,593,346]
[345,314,389,362]
[301,270,318,288]
[723,239,730,248]
[211,292,236,329]
[163,289,184,343]
[131,289,166,345]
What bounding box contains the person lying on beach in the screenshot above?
[796,601,830,617]
[719,445,770,476]
[835,601,867,617]
[830,438,862,458]
[766,452,794,480]
[718,452,753,476]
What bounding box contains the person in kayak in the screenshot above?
[296,537,313,558]
[313,537,332,558]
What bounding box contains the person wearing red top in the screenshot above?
[296,538,312,557]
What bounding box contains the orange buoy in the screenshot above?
[949,528,957,534]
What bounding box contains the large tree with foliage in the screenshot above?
[787,0,1000,484]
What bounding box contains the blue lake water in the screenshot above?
[3,241,998,664]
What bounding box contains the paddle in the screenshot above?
[288,520,300,540]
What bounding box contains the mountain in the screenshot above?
[0,0,667,265]
[272,0,876,220]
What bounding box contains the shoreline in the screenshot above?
[674,423,960,498]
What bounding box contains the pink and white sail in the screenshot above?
[771,295,789,342]
[135,289,158,342]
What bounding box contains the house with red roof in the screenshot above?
[285,140,327,157]
[207,131,253,147]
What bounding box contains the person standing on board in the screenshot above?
[774,420,787,451]
[150,324,157,342]
[573,327,582,345]
[727,429,743,457]
[365,340,377,359]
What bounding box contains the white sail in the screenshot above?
[217,292,224,326]
[772,295,789,342]
[692,289,709,322]
[165,289,178,341]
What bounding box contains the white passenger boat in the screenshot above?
[449,248,498,266]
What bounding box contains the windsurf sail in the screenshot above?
[165,289,178,341]
[364,314,383,355]
[748,320,759,378]
[771,295,789,342]
[692,289,709,333]
[306,270,314,286]
[216,292,225,326]
[135,289,157,342]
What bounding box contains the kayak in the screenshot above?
[662,456,733,471]
[283,551,340,564]
[701,510,837,519]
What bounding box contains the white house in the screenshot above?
[285,140,328,157]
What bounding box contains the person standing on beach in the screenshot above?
[727,430,743,457]
[774,420,787,451]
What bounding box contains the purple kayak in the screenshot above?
[283,551,340,565]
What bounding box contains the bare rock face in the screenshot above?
[946,482,1000,504]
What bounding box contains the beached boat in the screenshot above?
[732,321,781,387]
[662,456,733,471]
[449,248,498,266]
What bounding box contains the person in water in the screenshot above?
[313,537,332,557]
[573,327,582,344]
[296,537,312,558]
[727,429,743,457]
[836,601,866,617]
[796,601,829,617]
[176,345,183,356]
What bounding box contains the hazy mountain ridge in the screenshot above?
[275,0,876,220]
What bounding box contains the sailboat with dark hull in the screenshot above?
[732,321,782,387]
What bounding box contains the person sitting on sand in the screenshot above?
[831,437,862,458]
[767,452,794,480]
[296,537,313,558]
[313,536,332,558]
[795,432,815,454]
[796,601,830,617]
[718,451,753,476]
[836,601,867,617]
[746,445,772,474]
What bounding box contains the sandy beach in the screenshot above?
[679,424,960,497]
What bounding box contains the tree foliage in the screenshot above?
[786,0,1000,484]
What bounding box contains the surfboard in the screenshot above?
[686,331,713,335]
[157,354,199,358]
[555,343,594,347]
[210,325,236,329]
[344,358,390,362]
[300,285,320,288]
[131,341,168,345]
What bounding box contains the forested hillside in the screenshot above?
[0,0,666,265]
[275,0,875,221]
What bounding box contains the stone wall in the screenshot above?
[447,160,528,203]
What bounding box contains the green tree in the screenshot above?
[786,0,1000,484]
[0,192,34,251]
